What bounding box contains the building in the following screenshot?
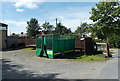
[81,32,92,37]
[0,23,8,50]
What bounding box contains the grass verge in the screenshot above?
[66,54,110,62]
[21,48,111,62]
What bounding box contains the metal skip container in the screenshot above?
[36,34,75,58]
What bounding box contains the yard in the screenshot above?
[1,48,119,79]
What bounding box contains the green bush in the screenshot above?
[109,37,120,48]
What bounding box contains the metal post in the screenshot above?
[56,18,57,27]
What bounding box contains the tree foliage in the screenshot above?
[75,22,89,36]
[26,18,41,37]
[55,22,71,35]
[90,2,120,40]
[42,21,54,34]
[10,33,19,37]
[89,2,120,47]
[75,26,81,35]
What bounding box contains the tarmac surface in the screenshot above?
[1,49,119,80]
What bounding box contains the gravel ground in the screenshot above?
[1,49,119,79]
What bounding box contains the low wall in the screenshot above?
[7,37,18,48]
[17,38,35,47]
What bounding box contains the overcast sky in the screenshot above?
[1,0,98,35]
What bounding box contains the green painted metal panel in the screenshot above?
[58,40,64,52]
[68,39,70,50]
[35,34,75,58]
[53,39,59,52]
[36,49,42,56]
[36,35,42,48]
[52,35,59,53]
[65,40,70,51]
[46,35,52,50]
[48,54,54,58]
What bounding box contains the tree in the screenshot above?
[80,22,89,32]
[10,33,19,37]
[21,32,24,34]
[75,26,81,35]
[26,18,41,37]
[90,2,120,42]
[75,22,89,36]
[55,22,63,34]
[55,22,71,35]
[67,28,72,34]
[42,21,54,34]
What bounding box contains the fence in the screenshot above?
[17,37,35,47]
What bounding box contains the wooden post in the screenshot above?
[106,43,110,57]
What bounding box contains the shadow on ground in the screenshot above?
[2,46,25,52]
[2,59,60,79]
[57,51,84,59]
[2,59,92,81]
[54,51,101,59]
[1,59,118,81]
